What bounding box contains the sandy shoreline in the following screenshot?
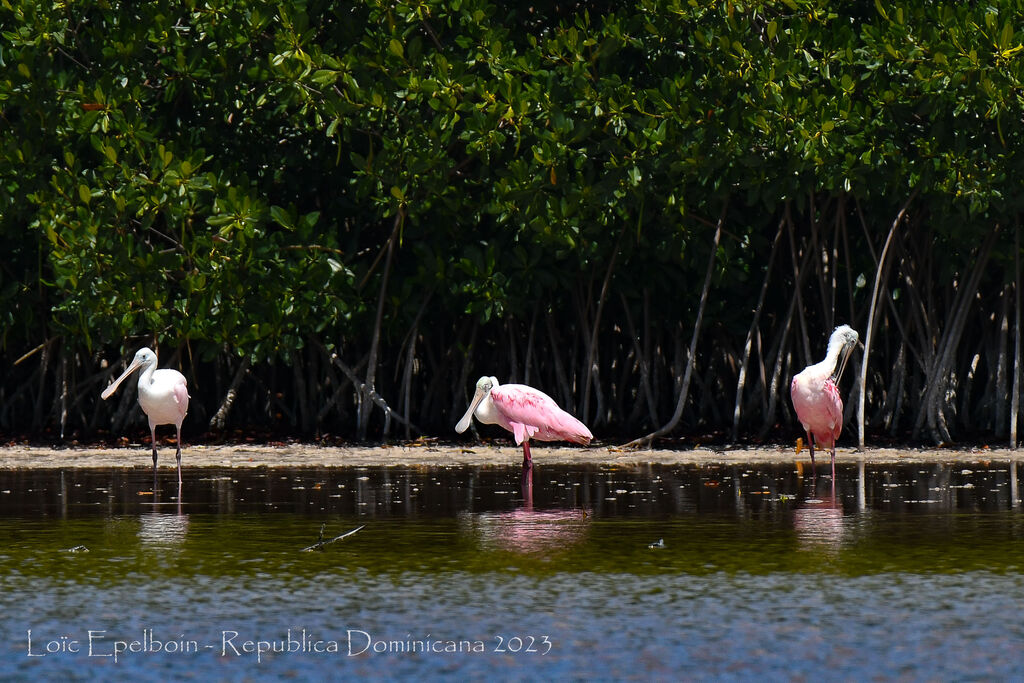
[0,443,1018,470]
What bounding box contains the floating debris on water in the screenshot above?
[301,524,366,552]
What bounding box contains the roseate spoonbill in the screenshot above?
[790,325,860,480]
[101,347,189,484]
[455,376,593,469]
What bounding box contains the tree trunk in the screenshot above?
[359,210,402,440]
[731,217,784,441]
[524,305,538,386]
[995,283,1010,435]
[582,224,626,425]
[626,204,725,449]
[621,293,658,429]
[785,202,813,368]
[760,285,798,437]
[209,355,251,430]
[914,226,999,444]
[858,190,917,448]
[1014,220,1021,448]
[545,312,573,409]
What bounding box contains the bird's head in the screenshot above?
[829,325,860,384]
[455,376,500,434]
[133,347,156,366]
[100,347,158,400]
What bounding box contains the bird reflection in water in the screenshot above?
[138,511,189,547]
[138,481,188,547]
[792,460,868,551]
[458,465,590,555]
[793,477,844,551]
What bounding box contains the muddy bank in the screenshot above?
[0,443,1017,470]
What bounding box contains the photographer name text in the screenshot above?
[26,629,552,663]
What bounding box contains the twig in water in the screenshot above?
[301,524,365,552]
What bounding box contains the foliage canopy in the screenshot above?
[2,0,1024,445]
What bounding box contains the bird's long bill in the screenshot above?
[833,342,856,385]
[100,357,143,400]
[455,387,488,433]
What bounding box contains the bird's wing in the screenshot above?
[509,421,539,445]
[489,385,553,443]
[173,375,190,415]
[490,385,592,445]
[823,378,844,439]
[789,376,805,427]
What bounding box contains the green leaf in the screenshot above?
[270,205,293,229]
[78,185,91,204]
[311,69,338,85]
[300,211,321,230]
[1000,21,1014,51]
[388,39,403,58]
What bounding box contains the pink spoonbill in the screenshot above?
[790,325,860,480]
[455,376,593,469]
[101,347,190,485]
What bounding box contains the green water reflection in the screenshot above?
[3,461,1024,679]
[2,461,1023,581]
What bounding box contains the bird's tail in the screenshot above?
[560,414,593,446]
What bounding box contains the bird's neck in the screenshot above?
[815,339,848,379]
[474,394,503,427]
[137,362,156,387]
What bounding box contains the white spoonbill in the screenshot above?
[456,376,593,469]
[101,347,190,484]
[790,325,860,480]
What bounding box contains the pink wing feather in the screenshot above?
[173,376,190,422]
[821,378,844,446]
[791,374,844,449]
[490,384,593,446]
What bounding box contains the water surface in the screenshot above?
[2,460,1023,679]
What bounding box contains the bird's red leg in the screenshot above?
[521,462,534,509]
[522,440,533,471]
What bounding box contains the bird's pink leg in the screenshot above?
[830,443,836,481]
[522,440,533,471]
[175,424,183,486]
[521,462,533,509]
[150,423,159,490]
